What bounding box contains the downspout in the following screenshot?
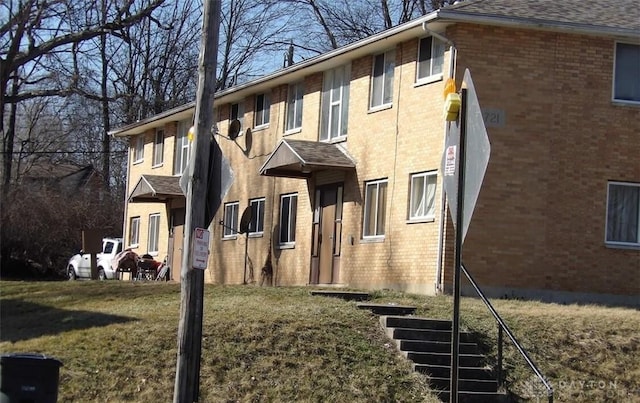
[422,22,457,294]
[121,136,131,245]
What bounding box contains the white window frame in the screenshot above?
[230,101,245,135]
[370,50,395,110]
[605,181,640,248]
[613,42,640,104]
[416,36,445,84]
[320,64,351,142]
[174,120,191,175]
[285,82,304,133]
[279,193,298,247]
[223,202,239,238]
[129,216,140,247]
[254,92,270,128]
[148,213,160,255]
[249,197,266,236]
[409,171,437,221]
[133,135,144,163]
[363,179,388,239]
[152,129,164,167]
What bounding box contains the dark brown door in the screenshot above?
[169,226,183,281]
[169,208,186,282]
[310,184,343,284]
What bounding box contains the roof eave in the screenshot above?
[108,13,442,137]
[109,102,196,138]
[437,10,640,39]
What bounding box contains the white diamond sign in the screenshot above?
[441,69,491,243]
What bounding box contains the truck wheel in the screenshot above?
[68,266,77,281]
[98,268,106,281]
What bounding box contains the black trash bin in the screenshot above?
[0,353,63,403]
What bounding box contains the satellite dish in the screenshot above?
[239,206,252,234]
[229,119,241,140]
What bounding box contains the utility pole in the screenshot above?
[174,2,221,402]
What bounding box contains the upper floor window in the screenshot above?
[370,50,395,110]
[249,197,266,235]
[148,213,160,254]
[129,216,140,247]
[254,93,270,128]
[320,64,351,141]
[286,82,304,133]
[153,129,164,167]
[134,135,144,163]
[409,171,437,221]
[613,42,640,103]
[606,181,640,248]
[223,201,239,238]
[279,193,298,247]
[363,179,388,239]
[230,101,244,134]
[417,36,445,83]
[174,120,191,175]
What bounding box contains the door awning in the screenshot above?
[259,139,356,178]
[128,175,184,202]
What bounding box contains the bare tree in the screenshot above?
[217,0,299,89]
[278,0,458,58]
[109,1,201,125]
[1,0,165,188]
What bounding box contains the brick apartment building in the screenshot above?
[110,0,640,306]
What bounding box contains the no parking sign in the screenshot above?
[192,228,210,270]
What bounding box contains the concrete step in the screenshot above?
[415,364,494,380]
[409,352,486,367]
[357,302,416,315]
[388,327,475,342]
[309,290,371,301]
[381,316,452,330]
[397,339,480,354]
[427,376,498,393]
[437,390,511,403]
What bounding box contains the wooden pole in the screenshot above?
[174,2,221,402]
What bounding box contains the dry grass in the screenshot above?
[1,281,639,402]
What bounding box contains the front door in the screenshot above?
[310,184,343,284]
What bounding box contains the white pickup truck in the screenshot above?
[67,238,124,280]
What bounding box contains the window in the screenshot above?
[254,93,270,128]
[174,120,191,175]
[613,42,640,103]
[134,135,144,163]
[370,50,395,109]
[320,64,351,141]
[153,129,164,167]
[129,216,140,246]
[286,82,304,132]
[363,179,388,238]
[148,213,160,254]
[606,182,640,247]
[417,36,445,82]
[409,171,437,221]
[230,101,244,134]
[223,202,239,238]
[249,198,265,235]
[279,194,298,246]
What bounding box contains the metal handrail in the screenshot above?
[460,263,554,403]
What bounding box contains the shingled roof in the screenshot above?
[128,175,183,202]
[441,0,640,34]
[260,139,356,179]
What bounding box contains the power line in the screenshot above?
[1,150,127,154]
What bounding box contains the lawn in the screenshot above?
[1,281,638,402]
